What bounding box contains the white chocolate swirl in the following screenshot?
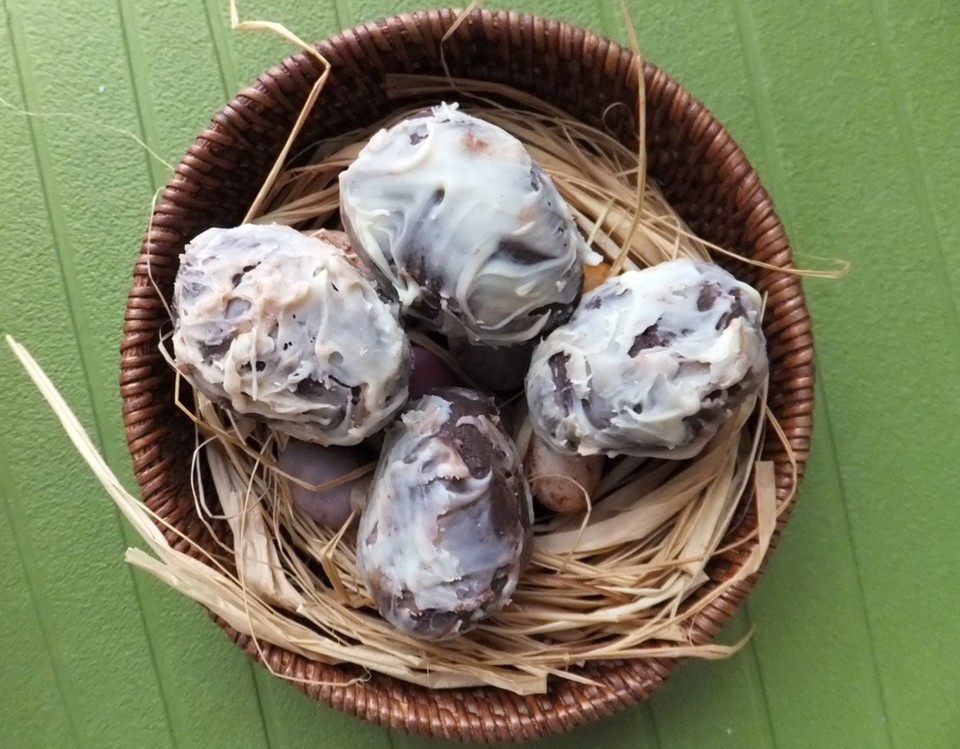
[356,389,532,640]
[172,223,411,445]
[339,103,597,345]
[525,259,768,458]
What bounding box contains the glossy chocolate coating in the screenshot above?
[172,223,412,445]
[356,388,533,640]
[525,259,768,459]
[339,103,596,345]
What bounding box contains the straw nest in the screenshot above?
[124,68,799,697]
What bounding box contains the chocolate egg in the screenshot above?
[339,103,597,346]
[525,259,768,459]
[172,223,412,445]
[356,388,533,640]
[278,439,371,529]
[408,344,460,399]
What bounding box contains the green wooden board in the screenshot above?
[1,1,957,747]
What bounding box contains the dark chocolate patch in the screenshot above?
[494,239,556,265]
[295,378,330,398]
[548,353,575,413]
[489,565,510,597]
[329,375,361,406]
[529,165,543,191]
[697,282,721,311]
[425,388,499,480]
[629,321,674,355]
[580,392,612,431]
[295,378,349,425]
[494,239,555,265]
[410,607,477,639]
[716,289,748,330]
[199,340,231,362]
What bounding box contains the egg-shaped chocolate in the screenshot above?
[278,439,371,529]
[172,223,412,445]
[525,259,768,459]
[339,103,598,346]
[356,388,533,640]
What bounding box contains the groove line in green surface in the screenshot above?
[637,701,663,749]
[6,3,179,747]
[729,0,789,220]
[4,9,137,709]
[1,4,99,745]
[4,1,108,473]
[645,690,665,748]
[741,607,780,748]
[248,669,276,749]
[202,0,240,99]
[0,453,81,748]
[116,0,167,190]
[593,0,619,41]
[729,4,897,747]
[335,0,354,29]
[815,380,896,749]
[93,3,185,745]
[869,0,960,338]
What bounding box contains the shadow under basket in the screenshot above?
[119,8,814,743]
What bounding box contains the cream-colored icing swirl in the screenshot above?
[172,223,411,445]
[339,103,598,345]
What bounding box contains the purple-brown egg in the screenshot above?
[409,344,461,399]
[356,388,533,640]
[278,439,371,528]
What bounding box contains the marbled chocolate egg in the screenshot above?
[172,223,412,445]
[339,103,598,346]
[356,388,533,640]
[525,259,768,459]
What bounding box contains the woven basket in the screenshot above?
[120,8,813,742]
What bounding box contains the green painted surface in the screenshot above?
[0,1,957,747]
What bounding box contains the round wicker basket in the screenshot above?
[120,8,813,742]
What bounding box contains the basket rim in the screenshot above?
[120,7,814,742]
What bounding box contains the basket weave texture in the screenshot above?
[120,8,813,742]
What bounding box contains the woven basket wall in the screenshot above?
[119,8,814,742]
